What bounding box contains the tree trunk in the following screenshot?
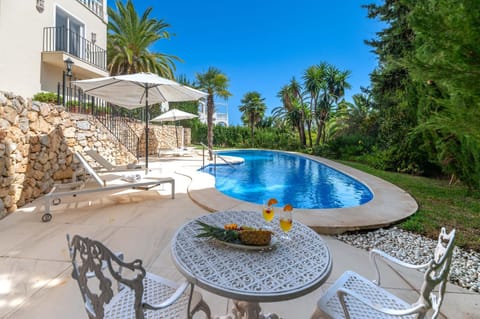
[299,110,306,146]
[297,122,306,146]
[315,117,322,146]
[250,125,254,147]
[250,114,255,147]
[321,110,329,144]
[207,94,214,160]
[306,119,312,147]
[301,124,306,146]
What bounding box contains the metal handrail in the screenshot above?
[200,142,209,168]
[95,108,141,159]
[215,153,237,170]
[58,83,140,158]
[200,142,236,170]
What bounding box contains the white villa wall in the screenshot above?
[0,0,107,99]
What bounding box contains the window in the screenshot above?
[55,7,85,58]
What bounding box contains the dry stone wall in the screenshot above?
[0,92,136,219]
[139,124,192,156]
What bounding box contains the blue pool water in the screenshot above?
[200,150,373,209]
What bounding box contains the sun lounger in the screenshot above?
[85,149,143,172]
[158,147,196,157]
[41,152,174,222]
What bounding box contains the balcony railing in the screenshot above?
[76,0,104,19]
[43,26,107,71]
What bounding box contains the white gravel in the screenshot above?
[336,227,480,293]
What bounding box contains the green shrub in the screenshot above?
[33,92,58,103]
[191,124,301,151]
[320,134,375,159]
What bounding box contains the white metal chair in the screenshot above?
[312,227,455,319]
[67,234,211,319]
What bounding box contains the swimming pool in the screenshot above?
[199,150,373,209]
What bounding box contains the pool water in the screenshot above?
[199,150,373,209]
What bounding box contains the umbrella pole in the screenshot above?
[145,89,149,169]
[174,114,179,148]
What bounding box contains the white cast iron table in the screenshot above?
[171,210,332,319]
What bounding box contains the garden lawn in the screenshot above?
[341,161,480,251]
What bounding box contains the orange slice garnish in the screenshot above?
[267,198,278,206]
[283,204,293,211]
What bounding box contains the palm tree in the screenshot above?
[322,66,351,143]
[310,62,350,145]
[272,100,304,138]
[342,92,377,136]
[239,91,267,146]
[195,67,231,159]
[107,0,180,77]
[277,78,307,146]
[303,63,328,147]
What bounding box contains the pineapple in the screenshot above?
[196,221,240,243]
[196,221,272,246]
[239,229,272,246]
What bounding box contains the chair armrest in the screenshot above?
[142,281,190,310]
[370,248,430,285]
[337,287,427,318]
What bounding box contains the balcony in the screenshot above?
[198,100,229,126]
[43,26,107,76]
[198,112,229,127]
[76,0,104,20]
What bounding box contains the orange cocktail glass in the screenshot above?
[279,204,293,239]
[262,205,274,222]
[279,217,292,232]
[262,198,277,228]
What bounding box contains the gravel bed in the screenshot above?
[336,227,480,293]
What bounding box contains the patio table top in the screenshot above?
[171,210,332,303]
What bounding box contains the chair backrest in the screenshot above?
[417,227,455,318]
[85,149,116,171]
[74,152,105,187]
[67,234,147,319]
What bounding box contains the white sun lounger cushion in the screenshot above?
[121,173,142,183]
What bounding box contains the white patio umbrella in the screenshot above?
[151,108,199,122]
[151,109,199,148]
[73,73,207,168]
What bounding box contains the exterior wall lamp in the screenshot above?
[64,58,74,78]
[36,0,45,13]
[62,58,74,105]
[91,32,97,45]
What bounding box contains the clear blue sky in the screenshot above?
[106,0,383,126]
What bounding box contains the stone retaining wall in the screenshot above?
[0,92,193,218]
[139,124,192,156]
